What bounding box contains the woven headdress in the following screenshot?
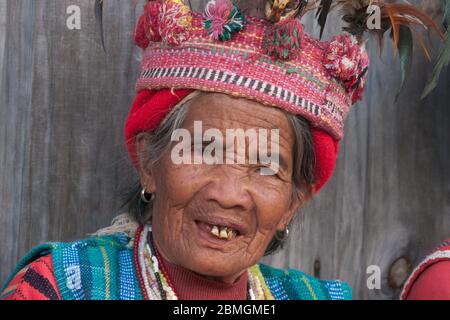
[116,0,448,193]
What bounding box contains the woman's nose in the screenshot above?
[202,166,253,211]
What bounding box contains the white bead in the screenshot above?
[249,288,256,300]
[139,224,180,300]
[152,255,159,273]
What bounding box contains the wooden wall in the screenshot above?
[0,0,449,300]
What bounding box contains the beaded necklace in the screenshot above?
[136,224,266,300]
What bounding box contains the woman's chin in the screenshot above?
[180,249,246,281]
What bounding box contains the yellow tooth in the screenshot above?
[211,225,219,237]
[219,227,228,239]
[227,230,233,240]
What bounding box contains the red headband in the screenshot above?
[125,89,338,194]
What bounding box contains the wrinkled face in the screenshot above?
[138,93,306,284]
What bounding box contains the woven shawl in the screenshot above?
[1,233,351,300]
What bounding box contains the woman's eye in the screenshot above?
[254,165,278,177]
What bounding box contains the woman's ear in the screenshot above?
[135,135,156,193]
[276,184,313,232]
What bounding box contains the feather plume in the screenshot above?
[316,0,333,38]
[94,1,448,97]
[307,0,446,97]
[422,0,450,97]
[309,1,444,45]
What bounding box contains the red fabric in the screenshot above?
[125,88,339,194]
[310,127,339,193]
[134,14,150,49]
[402,240,450,300]
[0,255,61,300]
[125,89,193,167]
[406,260,450,300]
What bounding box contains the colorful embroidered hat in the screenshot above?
[124,0,446,194]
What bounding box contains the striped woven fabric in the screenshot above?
[0,235,143,300]
[258,263,351,300]
[1,232,351,300]
[0,255,61,300]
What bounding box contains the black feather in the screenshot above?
[342,5,372,37]
[95,0,106,52]
[316,0,332,38]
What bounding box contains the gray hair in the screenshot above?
[123,93,316,256]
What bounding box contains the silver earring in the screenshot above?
[141,188,155,203]
[275,226,290,241]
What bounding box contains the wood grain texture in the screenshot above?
[0,0,449,300]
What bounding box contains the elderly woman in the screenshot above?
[0,0,443,300]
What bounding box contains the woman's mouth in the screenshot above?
[195,220,242,244]
[210,225,238,240]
